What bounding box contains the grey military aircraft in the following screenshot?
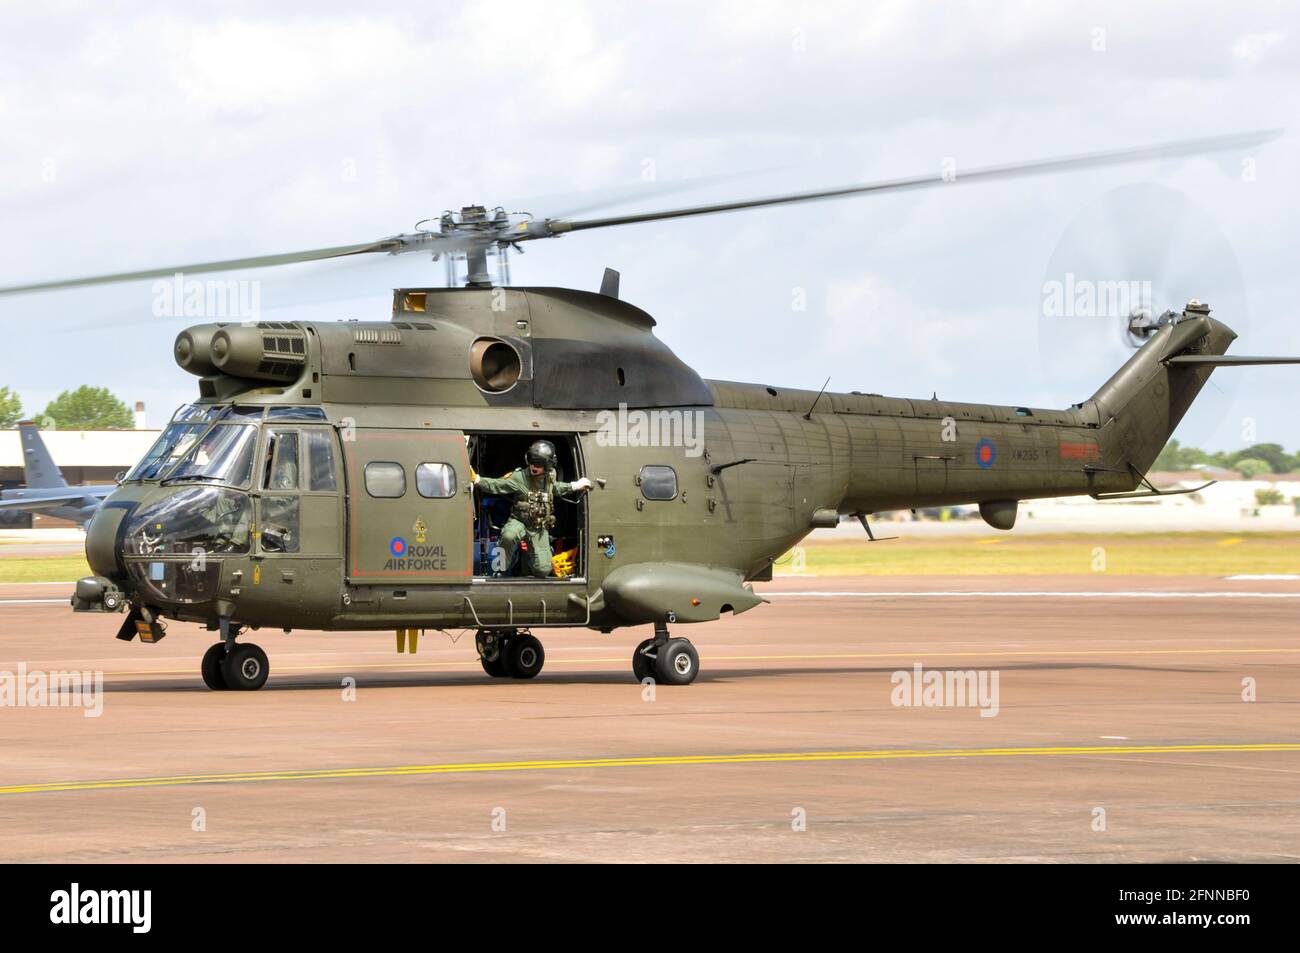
[0,422,114,527]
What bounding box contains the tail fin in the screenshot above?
[1088,303,1237,477]
[17,422,68,489]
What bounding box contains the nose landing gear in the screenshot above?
[200,618,269,691]
[220,643,269,690]
[200,643,228,691]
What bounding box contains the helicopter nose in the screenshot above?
[85,498,130,578]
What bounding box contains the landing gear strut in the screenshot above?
[476,628,546,680]
[632,620,699,685]
[200,618,269,691]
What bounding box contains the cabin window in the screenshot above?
[639,465,678,501]
[364,461,406,498]
[415,462,457,499]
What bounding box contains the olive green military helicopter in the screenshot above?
[4,130,1298,691]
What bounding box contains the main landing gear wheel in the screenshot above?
[201,643,229,690]
[632,638,656,682]
[477,629,512,677]
[506,633,545,679]
[655,638,699,686]
[219,643,269,691]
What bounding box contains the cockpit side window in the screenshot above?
[262,431,300,491]
[306,429,338,491]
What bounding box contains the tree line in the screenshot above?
[1154,439,1298,478]
[0,385,135,430]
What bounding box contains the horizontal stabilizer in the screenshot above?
[1092,479,1215,501]
[1165,355,1300,367]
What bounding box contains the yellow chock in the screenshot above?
[396,628,419,654]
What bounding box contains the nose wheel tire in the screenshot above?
[200,643,229,690]
[505,633,545,679]
[632,638,656,682]
[219,642,269,691]
[654,638,699,686]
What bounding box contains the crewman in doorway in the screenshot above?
[473,440,592,577]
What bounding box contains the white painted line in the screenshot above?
[1225,574,1300,581]
[0,581,76,587]
[0,599,68,605]
[1100,736,1129,740]
[764,590,1300,599]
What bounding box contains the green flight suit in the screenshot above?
[476,467,577,577]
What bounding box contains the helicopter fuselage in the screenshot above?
[72,287,1234,643]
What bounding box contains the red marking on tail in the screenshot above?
[1060,441,1101,461]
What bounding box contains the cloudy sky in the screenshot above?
[2,1,1297,450]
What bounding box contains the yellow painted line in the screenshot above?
[35,645,1300,679]
[3,743,1297,796]
[1218,537,1244,546]
[696,647,1300,661]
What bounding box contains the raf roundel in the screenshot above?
[975,438,996,469]
[389,537,407,558]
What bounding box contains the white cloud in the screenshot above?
[0,2,1298,449]
[1232,30,1285,66]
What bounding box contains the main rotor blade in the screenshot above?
[1165,354,1300,366]
[0,129,1279,297]
[553,130,1281,234]
[0,238,404,297]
